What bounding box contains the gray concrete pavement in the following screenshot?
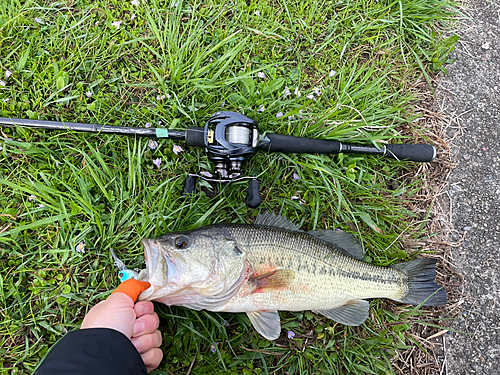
[437,0,500,373]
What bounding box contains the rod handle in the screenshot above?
[257,133,436,162]
[185,127,205,147]
[257,133,341,154]
[384,144,436,162]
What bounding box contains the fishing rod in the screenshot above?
[0,111,436,208]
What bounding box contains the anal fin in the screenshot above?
[312,299,369,326]
[246,311,281,340]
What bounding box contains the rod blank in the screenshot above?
[0,117,158,137]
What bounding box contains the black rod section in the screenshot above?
[0,117,174,139]
[258,133,436,162]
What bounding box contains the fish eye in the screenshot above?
[174,236,189,250]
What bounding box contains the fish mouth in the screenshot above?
[138,239,160,299]
[139,238,179,300]
[140,238,157,281]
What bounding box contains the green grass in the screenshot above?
[0,0,457,373]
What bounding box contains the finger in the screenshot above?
[132,312,160,337]
[134,301,155,317]
[141,348,163,372]
[106,292,135,309]
[131,330,162,353]
[112,279,151,302]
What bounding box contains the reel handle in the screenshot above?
[182,175,262,208]
[182,176,197,198]
[245,179,261,208]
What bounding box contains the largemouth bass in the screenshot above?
[137,213,446,340]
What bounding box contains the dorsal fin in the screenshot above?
[255,212,301,231]
[307,230,364,260]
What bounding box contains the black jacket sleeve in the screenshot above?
[34,328,147,375]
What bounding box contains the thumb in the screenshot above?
[112,279,151,302]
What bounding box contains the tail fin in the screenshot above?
[394,258,447,306]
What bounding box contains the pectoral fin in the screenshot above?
[247,311,281,340]
[250,269,295,293]
[313,299,369,326]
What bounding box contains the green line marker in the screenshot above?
[155,128,169,138]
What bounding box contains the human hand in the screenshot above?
[81,279,163,372]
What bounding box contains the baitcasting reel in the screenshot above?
[182,111,265,208]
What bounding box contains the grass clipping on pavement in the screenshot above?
[0,0,458,374]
